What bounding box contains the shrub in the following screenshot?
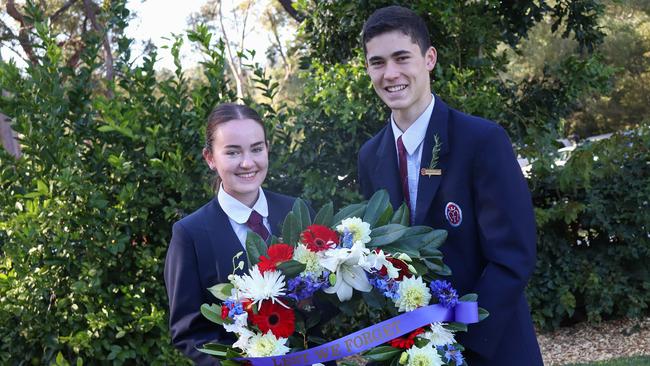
[0,16,240,365]
[527,126,650,329]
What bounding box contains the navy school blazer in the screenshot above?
[357,95,543,365]
[164,190,296,365]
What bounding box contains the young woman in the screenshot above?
[164,103,298,365]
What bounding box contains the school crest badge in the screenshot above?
[445,202,462,227]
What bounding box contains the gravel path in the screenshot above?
[538,316,650,365]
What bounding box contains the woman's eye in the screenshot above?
[252,147,264,153]
[226,151,239,156]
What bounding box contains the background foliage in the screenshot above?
[0,0,648,364]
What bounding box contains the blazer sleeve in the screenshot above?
[463,125,537,358]
[164,221,220,366]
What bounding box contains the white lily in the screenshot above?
[321,241,372,301]
[362,249,400,279]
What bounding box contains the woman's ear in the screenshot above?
[202,147,215,170]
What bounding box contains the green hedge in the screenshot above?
[0,17,234,364]
[527,127,650,329]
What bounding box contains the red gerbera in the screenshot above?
[301,224,339,252]
[221,304,229,320]
[388,327,426,349]
[250,301,295,338]
[258,243,294,272]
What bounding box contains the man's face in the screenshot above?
[365,30,436,124]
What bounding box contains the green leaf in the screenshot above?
[292,198,312,231]
[201,303,225,325]
[97,125,114,132]
[246,231,268,267]
[368,224,410,247]
[389,226,432,250]
[390,203,410,225]
[276,260,306,277]
[221,360,243,366]
[282,212,301,246]
[362,288,387,309]
[208,283,234,301]
[479,307,490,321]
[445,322,468,332]
[363,190,391,227]
[197,342,230,357]
[56,352,70,366]
[307,336,327,345]
[314,202,334,226]
[459,293,478,302]
[363,345,402,361]
[332,202,367,226]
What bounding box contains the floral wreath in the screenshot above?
[199,190,487,366]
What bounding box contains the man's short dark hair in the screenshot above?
[362,6,431,55]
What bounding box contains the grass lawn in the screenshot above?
[566,356,650,365]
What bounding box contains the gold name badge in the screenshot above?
[421,168,442,176]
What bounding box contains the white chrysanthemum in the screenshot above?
[405,343,443,366]
[336,217,371,244]
[293,244,324,275]
[422,322,456,346]
[246,331,291,357]
[235,266,287,308]
[394,276,431,312]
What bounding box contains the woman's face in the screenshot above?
[203,118,268,207]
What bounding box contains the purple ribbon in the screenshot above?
[236,301,478,366]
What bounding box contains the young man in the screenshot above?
[357,6,543,365]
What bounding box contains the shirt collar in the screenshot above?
[391,95,435,155]
[217,185,269,224]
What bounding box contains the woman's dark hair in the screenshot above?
[205,103,266,152]
[205,103,267,191]
[361,5,432,56]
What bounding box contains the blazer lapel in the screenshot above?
[204,198,248,273]
[372,125,403,210]
[266,193,284,237]
[415,95,450,225]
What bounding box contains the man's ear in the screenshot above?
[202,147,214,170]
[426,46,437,71]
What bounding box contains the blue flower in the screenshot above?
[341,230,354,248]
[429,280,459,308]
[443,344,464,365]
[368,274,400,300]
[287,274,326,301]
[224,299,246,318]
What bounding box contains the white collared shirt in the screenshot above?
[390,95,436,222]
[217,185,271,248]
